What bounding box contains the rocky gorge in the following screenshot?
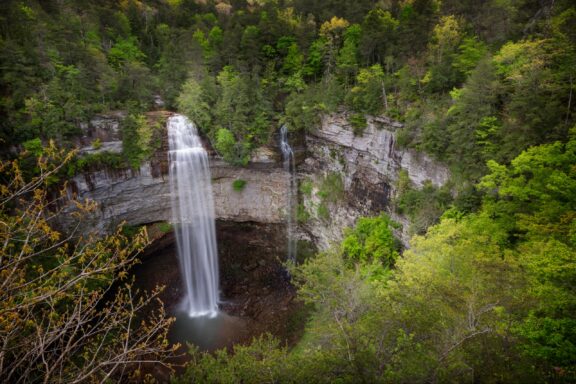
[69,110,449,248]
[63,109,450,351]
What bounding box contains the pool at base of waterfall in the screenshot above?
[131,220,308,362]
[168,310,248,351]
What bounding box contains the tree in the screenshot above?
[173,334,293,383]
[107,36,146,69]
[345,64,386,116]
[479,134,576,379]
[214,127,250,166]
[319,16,350,75]
[240,25,263,68]
[211,66,273,164]
[452,36,488,76]
[0,144,176,383]
[336,24,362,83]
[176,77,213,131]
[302,37,327,79]
[383,214,533,383]
[280,41,305,91]
[358,9,398,65]
[445,57,502,178]
[493,37,573,159]
[341,214,400,268]
[422,15,464,92]
[396,0,439,58]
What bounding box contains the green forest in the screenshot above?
[1,0,575,382]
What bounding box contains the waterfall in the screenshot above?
[168,114,219,318]
[280,125,297,263]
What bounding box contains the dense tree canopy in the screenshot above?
[1,0,573,174]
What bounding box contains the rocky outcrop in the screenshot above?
[297,112,450,248]
[211,161,289,223]
[77,111,126,154]
[310,114,449,188]
[68,160,290,233]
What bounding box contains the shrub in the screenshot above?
[299,179,313,196]
[317,172,344,203]
[349,113,368,136]
[232,179,247,191]
[341,214,400,268]
[91,138,102,150]
[317,203,330,221]
[158,222,173,233]
[395,180,453,235]
[296,203,310,223]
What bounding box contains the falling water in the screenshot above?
[168,114,219,318]
[280,125,297,263]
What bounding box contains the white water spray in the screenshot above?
[168,114,219,318]
[280,125,297,263]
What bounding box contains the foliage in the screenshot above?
[299,179,313,196]
[4,0,569,179]
[477,134,576,378]
[158,222,173,233]
[296,203,310,224]
[396,180,453,235]
[316,172,344,203]
[176,66,273,165]
[348,113,367,135]
[0,144,175,383]
[422,15,464,92]
[444,57,501,178]
[176,77,213,131]
[214,128,250,166]
[121,112,160,168]
[336,24,362,82]
[359,9,398,64]
[173,334,292,384]
[3,1,576,381]
[341,214,400,268]
[345,64,386,116]
[178,130,576,382]
[316,202,330,222]
[232,179,247,192]
[91,138,102,150]
[66,152,126,176]
[108,36,146,69]
[283,76,344,132]
[479,132,576,242]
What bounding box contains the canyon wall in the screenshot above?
[67,160,290,233]
[68,111,449,249]
[296,112,450,248]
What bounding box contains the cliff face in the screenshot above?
[297,113,450,248]
[68,111,449,249]
[65,112,290,234]
[68,160,290,233]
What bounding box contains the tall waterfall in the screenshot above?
[168,114,219,318]
[280,125,297,263]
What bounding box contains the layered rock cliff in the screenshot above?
[67,111,449,249]
[296,112,450,248]
[68,160,290,233]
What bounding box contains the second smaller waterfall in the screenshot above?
[280,125,297,263]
